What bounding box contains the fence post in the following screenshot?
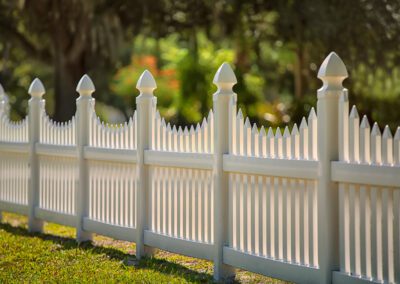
[0,83,5,222]
[76,75,95,242]
[27,78,45,232]
[135,70,157,259]
[316,52,348,283]
[0,83,8,116]
[212,63,236,281]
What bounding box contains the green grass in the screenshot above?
[0,212,289,283]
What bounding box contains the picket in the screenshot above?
[0,52,399,284]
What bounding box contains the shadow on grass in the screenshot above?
[0,221,221,283]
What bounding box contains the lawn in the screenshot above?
[0,212,288,283]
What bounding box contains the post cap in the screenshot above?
[136,70,157,94]
[318,52,348,92]
[28,78,45,98]
[213,62,237,91]
[318,52,348,78]
[76,74,95,96]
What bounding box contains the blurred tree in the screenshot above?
[0,0,146,121]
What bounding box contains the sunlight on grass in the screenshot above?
[0,213,289,283]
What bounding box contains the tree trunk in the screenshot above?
[53,47,85,122]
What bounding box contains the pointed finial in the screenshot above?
[213,62,237,92]
[318,52,348,92]
[28,78,45,98]
[136,70,157,95]
[76,74,95,96]
[360,115,370,128]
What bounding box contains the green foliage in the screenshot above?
[1,0,400,129]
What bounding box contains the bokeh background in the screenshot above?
[1,0,399,130]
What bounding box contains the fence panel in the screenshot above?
[88,160,137,228]
[0,53,399,284]
[148,166,213,244]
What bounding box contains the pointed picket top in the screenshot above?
[76,74,95,96]
[207,109,214,122]
[167,123,172,132]
[155,110,161,119]
[349,105,359,119]
[196,123,201,131]
[360,115,370,129]
[244,117,251,128]
[283,126,290,137]
[371,122,381,136]
[172,125,177,134]
[201,117,208,128]
[382,125,392,139]
[275,127,282,138]
[318,52,348,92]
[184,127,189,135]
[161,118,166,128]
[300,117,308,129]
[237,108,243,119]
[308,107,317,120]
[213,62,237,91]
[136,70,157,95]
[267,127,274,138]
[178,126,183,135]
[395,127,400,140]
[29,78,46,98]
[252,123,258,134]
[190,125,195,134]
[260,126,266,137]
[292,123,299,135]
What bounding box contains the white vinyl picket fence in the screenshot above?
[0,52,399,284]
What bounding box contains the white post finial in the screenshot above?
[318,52,348,94]
[136,70,157,96]
[28,78,46,98]
[76,74,95,96]
[213,62,237,93]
